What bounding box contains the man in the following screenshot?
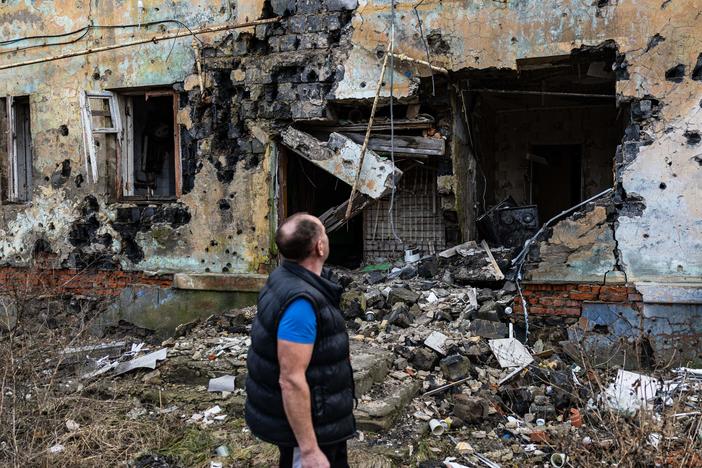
[245,213,356,468]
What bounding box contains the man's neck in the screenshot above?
[296,258,324,276]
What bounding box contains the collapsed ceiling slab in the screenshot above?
[281,127,402,199]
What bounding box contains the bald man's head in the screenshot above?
[275,213,323,261]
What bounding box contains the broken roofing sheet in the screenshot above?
[281,127,402,199]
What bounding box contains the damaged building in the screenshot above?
[0,0,701,367]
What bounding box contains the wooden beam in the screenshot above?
[342,132,445,156]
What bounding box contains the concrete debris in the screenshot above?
[424,331,449,355]
[280,127,402,199]
[488,338,534,368]
[34,262,702,466]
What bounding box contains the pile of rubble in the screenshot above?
[49,244,702,466]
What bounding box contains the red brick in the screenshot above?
[569,291,598,301]
[539,297,566,307]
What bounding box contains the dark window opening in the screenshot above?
[127,95,177,199]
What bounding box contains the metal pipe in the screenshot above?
[467,88,616,99]
[387,52,448,74]
[0,17,281,71]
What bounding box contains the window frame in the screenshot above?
[2,95,33,204]
[79,88,182,202]
[79,90,122,185]
[118,90,182,201]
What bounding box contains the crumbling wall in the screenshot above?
[339,0,702,284]
[0,0,354,277]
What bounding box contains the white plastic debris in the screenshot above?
[426,292,439,304]
[208,375,236,393]
[49,444,65,454]
[488,338,534,368]
[603,369,659,415]
[424,331,448,355]
[647,432,661,449]
[65,419,80,431]
[114,348,168,376]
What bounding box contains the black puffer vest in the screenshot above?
[245,260,356,447]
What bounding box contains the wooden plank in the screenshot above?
[342,132,445,156]
[319,194,372,233]
[79,91,98,182]
[172,92,182,198]
[480,240,505,281]
[309,116,434,133]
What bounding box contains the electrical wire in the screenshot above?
[0,19,204,56]
[412,0,435,96]
[387,0,402,245]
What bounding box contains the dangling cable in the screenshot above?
[388,0,402,245]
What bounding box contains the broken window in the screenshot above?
[80,89,181,200]
[455,48,628,243]
[0,96,33,203]
[79,91,121,185]
[120,91,180,199]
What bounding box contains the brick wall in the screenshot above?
[512,283,643,318]
[0,265,172,297]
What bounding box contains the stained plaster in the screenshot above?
[0,1,274,274]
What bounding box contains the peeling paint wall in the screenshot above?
[0,0,302,275]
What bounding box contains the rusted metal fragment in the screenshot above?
[281,127,402,199]
[173,273,268,292]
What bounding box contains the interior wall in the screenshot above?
[484,102,618,210]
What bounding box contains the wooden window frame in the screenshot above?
[79,88,182,201]
[79,90,122,184]
[2,95,33,204]
[117,89,182,202]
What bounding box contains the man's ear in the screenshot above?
[316,238,324,257]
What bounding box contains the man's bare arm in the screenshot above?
[278,339,329,468]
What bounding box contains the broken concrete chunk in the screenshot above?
[280,127,402,199]
[417,256,439,279]
[440,354,471,381]
[388,288,420,306]
[340,289,366,319]
[424,331,449,355]
[387,302,413,328]
[411,347,438,371]
[452,394,490,424]
[469,319,508,340]
[488,338,533,368]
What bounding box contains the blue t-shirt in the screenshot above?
[277,298,317,344]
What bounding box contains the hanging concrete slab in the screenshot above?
[281,127,402,199]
